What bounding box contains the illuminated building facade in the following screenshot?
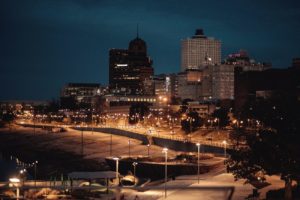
[109,36,154,95]
[153,74,178,101]
[177,70,203,100]
[224,50,271,71]
[60,83,102,108]
[181,29,221,71]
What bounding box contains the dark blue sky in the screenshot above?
[1,0,300,100]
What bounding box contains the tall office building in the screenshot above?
[177,70,202,100]
[153,74,178,100]
[181,29,221,71]
[212,50,271,100]
[109,35,154,95]
[211,64,235,100]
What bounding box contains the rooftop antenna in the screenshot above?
[136,23,139,38]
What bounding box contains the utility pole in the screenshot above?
[81,126,84,157]
[110,132,112,156]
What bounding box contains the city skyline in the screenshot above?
[1,0,300,100]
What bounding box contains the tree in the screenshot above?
[129,103,150,124]
[227,95,300,199]
[60,96,77,110]
[179,98,193,114]
[212,108,230,128]
[46,99,60,113]
[181,111,203,133]
[229,126,246,147]
[1,111,15,130]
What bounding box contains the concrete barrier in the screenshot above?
[74,127,227,155]
[74,127,149,144]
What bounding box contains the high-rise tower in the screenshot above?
[181,29,221,71]
[109,35,154,95]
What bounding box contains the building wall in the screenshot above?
[177,72,202,100]
[201,66,213,100]
[187,102,216,118]
[212,65,235,100]
[109,37,154,95]
[181,29,221,71]
[154,77,166,97]
[60,83,101,108]
[153,74,178,101]
[109,49,129,90]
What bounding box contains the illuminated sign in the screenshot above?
[116,64,128,67]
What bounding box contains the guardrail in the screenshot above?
[17,123,233,151]
[73,127,231,155]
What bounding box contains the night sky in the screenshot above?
[1,0,300,101]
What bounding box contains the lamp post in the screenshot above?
[170,130,175,140]
[81,124,84,157]
[33,114,36,136]
[20,169,26,187]
[132,162,138,184]
[222,140,227,158]
[196,143,200,184]
[110,133,113,156]
[128,139,131,158]
[9,178,20,200]
[162,148,168,198]
[189,117,192,134]
[113,157,119,185]
[91,113,94,135]
[147,144,150,157]
[34,160,38,187]
[215,118,220,134]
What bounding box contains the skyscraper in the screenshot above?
[181,29,221,71]
[109,35,154,95]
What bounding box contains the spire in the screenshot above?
[136,23,139,39]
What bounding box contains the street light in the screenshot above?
[128,139,131,158]
[215,118,220,133]
[81,126,84,156]
[34,160,38,187]
[222,140,227,158]
[170,130,175,140]
[9,178,20,183]
[162,148,168,198]
[91,113,94,135]
[196,143,201,184]
[188,117,194,133]
[132,162,138,184]
[9,177,20,199]
[20,169,26,186]
[33,113,36,136]
[147,144,151,157]
[113,157,119,185]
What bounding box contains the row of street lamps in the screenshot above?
[12,138,226,199]
[111,141,226,198]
